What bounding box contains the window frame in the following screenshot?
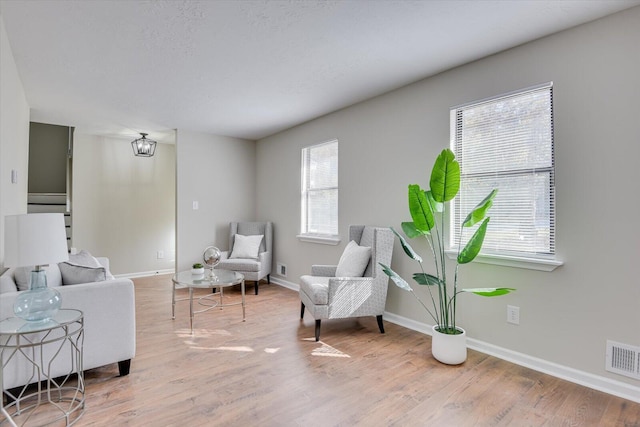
[447,83,562,271]
[298,139,340,245]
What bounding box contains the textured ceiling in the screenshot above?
[1,0,638,142]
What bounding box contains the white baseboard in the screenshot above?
[383,311,640,403]
[270,276,299,291]
[116,268,175,279]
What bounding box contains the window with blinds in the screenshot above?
[450,83,555,258]
[301,139,338,237]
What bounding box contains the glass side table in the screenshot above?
[1,309,85,426]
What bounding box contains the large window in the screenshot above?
[300,140,338,241]
[450,83,556,262]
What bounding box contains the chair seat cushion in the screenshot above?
[300,275,330,305]
[217,258,261,273]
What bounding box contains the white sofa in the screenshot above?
[0,257,136,389]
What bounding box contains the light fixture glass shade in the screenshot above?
[131,132,157,157]
[4,213,69,322]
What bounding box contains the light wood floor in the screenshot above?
[72,274,639,426]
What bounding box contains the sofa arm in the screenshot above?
[58,279,136,371]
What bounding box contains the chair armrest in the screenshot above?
[258,251,272,274]
[311,265,337,277]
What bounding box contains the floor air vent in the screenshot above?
[606,340,640,380]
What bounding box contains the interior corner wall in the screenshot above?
[175,130,256,272]
[0,15,30,267]
[256,6,640,388]
[72,133,176,275]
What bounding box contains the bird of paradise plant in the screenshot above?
[380,148,514,335]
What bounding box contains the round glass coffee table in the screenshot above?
[172,269,245,333]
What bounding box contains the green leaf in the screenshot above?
[413,273,441,286]
[429,149,460,203]
[461,287,516,297]
[463,189,498,227]
[408,184,435,233]
[401,221,428,238]
[457,217,490,264]
[379,263,413,291]
[390,227,423,262]
[425,190,443,213]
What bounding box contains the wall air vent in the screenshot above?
[606,340,640,380]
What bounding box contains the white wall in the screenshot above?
[176,130,256,271]
[0,15,30,267]
[72,133,176,275]
[257,7,640,389]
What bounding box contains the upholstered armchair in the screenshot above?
[299,225,394,341]
[217,221,272,295]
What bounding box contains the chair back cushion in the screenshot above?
[359,227,376,277]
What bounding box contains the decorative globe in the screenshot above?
[203,246,221,268]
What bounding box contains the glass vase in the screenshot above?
[13,268,62,322]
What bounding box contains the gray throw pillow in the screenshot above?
[59,263,106,285]
[59,249,106,285]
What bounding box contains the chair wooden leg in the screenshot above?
[376,315,385,334]
[255,280,259,295]
[315,319,321,342]
[267,274,270,284]
[300,302,305,319]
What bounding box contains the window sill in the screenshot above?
[297,234,341,245]
[445,250,563,272]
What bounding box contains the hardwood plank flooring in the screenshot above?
[68,275,639,426]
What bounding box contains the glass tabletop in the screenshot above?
[0,309,83,334]
[173,269,244,289]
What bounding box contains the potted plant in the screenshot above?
[191,263,205,275]
[380,148,514,364]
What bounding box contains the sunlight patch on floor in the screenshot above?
[191,345,254,352]
[303,338,351,358]
[175,329,232,338]
[264,348,280,353]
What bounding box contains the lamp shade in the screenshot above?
[4,213,69,268]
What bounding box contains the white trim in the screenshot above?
[383,311,640,403]
[270,276,299,291]
[445,250,563,272]
[451,81,553,110]
[297,234,341,245]
[115,268,175,279]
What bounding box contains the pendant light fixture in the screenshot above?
[131,133,157,157]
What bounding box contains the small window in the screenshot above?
[300,140,339,243]
[450,83,556,260]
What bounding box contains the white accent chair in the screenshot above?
[216,222,273,295]
[299,225,394,341]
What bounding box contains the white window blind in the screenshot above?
[450,83,555,258]
[301,140,338,237]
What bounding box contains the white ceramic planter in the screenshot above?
[191,267,205,275]
[431,325,467,365]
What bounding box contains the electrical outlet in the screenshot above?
[192,201,199,210]
[507,305,520,325]
[277,262,287,277]
[157,250,164,259]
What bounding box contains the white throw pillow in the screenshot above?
[230,234,264,259]
[335,240,371,277]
